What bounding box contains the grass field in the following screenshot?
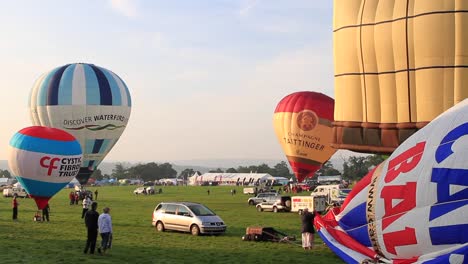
[0,185,343,264]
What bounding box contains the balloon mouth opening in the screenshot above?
[76,168,94,185]
[29,195,51,210]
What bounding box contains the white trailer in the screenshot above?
[291,195,327,214]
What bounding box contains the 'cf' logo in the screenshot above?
[40,157,60,176]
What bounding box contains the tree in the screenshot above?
[208,168,224,173]
[111,163,128,179]
[0,169,11,178]
[365,154,387,168]
[272,161,291,177]
[91,169,104,181]
[179,168,195,181]
[342,156,369,181]
[317,161,341,176]
[226,168,237,173]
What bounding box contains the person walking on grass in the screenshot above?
[98,207,113,255]
[301,208,315,250]
[12,195,19,221]
[84,202,99,254]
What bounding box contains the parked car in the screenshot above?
[152,202,226,236]
[3,187,29,198]
[247,192,278,205]
[256,195,292,213]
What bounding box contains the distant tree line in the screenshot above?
[0,154,388,183]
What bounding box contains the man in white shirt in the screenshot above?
[98,207,113,255]
[81,196,91,219]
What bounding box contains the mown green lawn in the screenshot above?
[0,185,343,264]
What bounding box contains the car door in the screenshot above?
[163,204,178,230]
[175,205,193,232]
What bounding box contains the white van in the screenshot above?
[291,196,327,214]
[310,184,341,204]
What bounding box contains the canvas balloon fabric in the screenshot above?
[332,0,468,154]
[8,126,83,209]
[29,63,132,185]
[315,99,468,263]
[273,91,336,182]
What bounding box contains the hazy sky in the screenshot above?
[0,1,347,164]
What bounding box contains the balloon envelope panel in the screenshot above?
[332,0,468,154]
[273,91,336,182]
[315,99,468,263]
[29,63,132,185]
[8,126,82,209]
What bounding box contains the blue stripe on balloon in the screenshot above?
[100,139,111,154]
[429,199,468,221]
[317,231,360,264]
[100,67,122,105]
[429,224,468,245]
[16,176,68,198]
[47,64,69,105]
[119,77,132,107]
[421,244,468,263]
[90,65,112,105]
[37,67,60,106]
[83,64,100,105]
[339,202,368,230]
[92,139,104,154]
[58,64,76,105]
[10,133,82,155]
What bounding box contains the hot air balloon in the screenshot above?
[29,63,132,185]
[315,99,468,263]
[8,126,82,209]
[273,91,336,182]
[332,0,468,154]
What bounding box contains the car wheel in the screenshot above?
[191,225,200,236]
[256,206,263,212]
[248,200,254,205]
[273,207,278,213]
[156,221,165,232]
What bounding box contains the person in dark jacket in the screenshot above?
[42,203,50,222]
[301,208,315,250]
[84,202,99,254]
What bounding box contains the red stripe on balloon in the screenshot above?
[19,126,76,141]
[274,91,335,120]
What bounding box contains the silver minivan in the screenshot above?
[152,202,227,236]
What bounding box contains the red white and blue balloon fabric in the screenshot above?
[8,126,82,209]
[315,100,468,263]
[29,63,132,185]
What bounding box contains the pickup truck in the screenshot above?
[3,188,29,198]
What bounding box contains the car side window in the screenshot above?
[165,204,177,214]
[177,205,190,217]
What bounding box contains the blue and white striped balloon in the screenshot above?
[29,63,132,185]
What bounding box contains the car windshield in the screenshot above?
[187,204,216,216]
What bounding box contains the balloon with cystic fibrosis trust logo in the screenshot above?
[8,126,82,209]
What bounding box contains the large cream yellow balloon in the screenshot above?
[332,0,468,153]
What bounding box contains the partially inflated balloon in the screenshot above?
[29,63,132,185]
[273,91,336,182]
[315,99,468,263]
[8,126,82,209]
